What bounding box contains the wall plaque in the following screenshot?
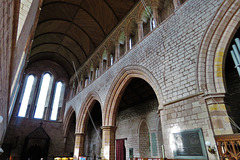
[173,128,207,159]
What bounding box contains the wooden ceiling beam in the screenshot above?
[37,19,97,48]
[31,42,82,66]
[34,32,88,58]
[102,0,119,22]
[42,1,106,36]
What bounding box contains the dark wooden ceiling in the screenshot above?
[29,0,139,77]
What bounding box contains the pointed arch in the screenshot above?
[197,0,240,93]
[137,119,150,134]
[63,106,76,137]
[75,91,102,134]
[103,65,163,126]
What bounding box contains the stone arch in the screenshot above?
[76,91,102,134]
[197,0,240,93]
[125,17,137,34]
[137,2,149,21]
[106,39,115,66]
[125,17,139,48]
[118,30,125,45]
[103,65,163,126]
[137,119,150,134]
[63,106,76,137]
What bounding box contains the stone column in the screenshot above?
[125,34,130,52]
[99,60,102,75]
[137,20,144,41]
[106,50,111,67]
[151,0,159,26]
[204,93,233,135]
[73,133,85,160]
[44,81,56,120]
[115,43,120,60]
[173,0,181,9]
[101,126,116,160]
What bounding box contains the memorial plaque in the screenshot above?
[173,128,207,159]
[129,148,133,158]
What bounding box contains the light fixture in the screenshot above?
[205,141,216,154]
[0,116,3,124]
[0,147,4,155]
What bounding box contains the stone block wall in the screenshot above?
[161,95,218,159]
[116,99,161,159]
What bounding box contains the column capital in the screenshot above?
[75,132,86,136]
[151,0,159,8]
[202,92,225,105]
[101,126,117,131]
[137,19,143,25]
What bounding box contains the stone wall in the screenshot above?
[3,117,67,160]
[116,99,161,159]
[161,95,218,159]
[0,0,15,146]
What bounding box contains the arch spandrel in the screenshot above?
[63,106,76,137]
[197,0,240,94]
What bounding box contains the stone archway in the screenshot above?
[73,91,102,159]
[103,65,163,127]
[197,0,240,135]
[102,65,163,160]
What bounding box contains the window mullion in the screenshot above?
[42,77,54,120]
[56,84,65,121]
[46,81,57,120]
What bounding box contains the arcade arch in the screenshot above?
[102,66,163,160]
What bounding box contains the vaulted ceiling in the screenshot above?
[29,0,139,77]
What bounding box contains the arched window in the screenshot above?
[102,50,108,71]
[129,37,133,49]
[89,64,94,82]
[89,71,93,82]
[18,75,35,117]
[109,42,115,66]
[142,6,153,36]
[84,75,89,87]
[50,82,64,120]
[110,54,114,66]
[34,73,51,119]
[119,32,125,56]
[150,18,156,30]
[95,67,99,78]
